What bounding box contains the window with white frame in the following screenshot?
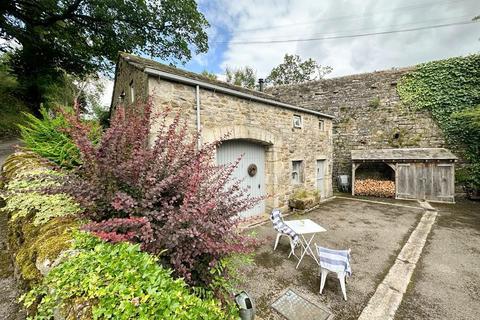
[319,119,325,131]
[293,115,302,128]
[292,160,304,184]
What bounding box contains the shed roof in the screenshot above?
[351,148,457,161]
[119,53,334,119]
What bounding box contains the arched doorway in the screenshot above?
[216,140,266,217]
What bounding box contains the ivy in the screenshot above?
[397,54,480,189]
[22,232,229,319]
[3,168,82,225]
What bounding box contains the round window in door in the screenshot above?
[248,164,257,177]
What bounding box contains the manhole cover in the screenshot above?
[271,289,332,320]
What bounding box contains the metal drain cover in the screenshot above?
[271,289,332,320]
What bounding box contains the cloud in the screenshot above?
[199,0,480,78]
[100,77,114,108]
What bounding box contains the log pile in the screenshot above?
[355,179,395,198]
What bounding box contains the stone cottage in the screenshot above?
[111,53,334,217]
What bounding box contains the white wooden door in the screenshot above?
[316,160,325,198]
[216,140,265,218]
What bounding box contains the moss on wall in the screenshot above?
[2,152,78,286]
[8,215,78,284]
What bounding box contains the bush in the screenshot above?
[22,232,229,319]
[57,99,260,289]
[19,106,101,169]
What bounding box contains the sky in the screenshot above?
[102,0,480,106]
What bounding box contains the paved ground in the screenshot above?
[395,199,480,320]
[239,198,424,320]
[0,138,20,168]
[0,138,25,320]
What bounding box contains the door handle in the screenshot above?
[258,184,261,189]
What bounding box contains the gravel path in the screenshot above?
[0,138,25,320]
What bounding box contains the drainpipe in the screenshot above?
[196,85,201,150]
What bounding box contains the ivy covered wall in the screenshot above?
[397,54,480,189]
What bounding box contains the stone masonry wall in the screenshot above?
[111,58,149,108]
[148,76,334,213]
[266,68,447,189]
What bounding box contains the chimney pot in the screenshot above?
[258,78,265,92]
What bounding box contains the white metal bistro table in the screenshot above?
[284,219,326,269]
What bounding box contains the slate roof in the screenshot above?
[121,52,287,102]
[351,148,457,161]
[119,52,334,119]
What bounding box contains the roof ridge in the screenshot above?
[117,52,335,119]
[119,52,277,98]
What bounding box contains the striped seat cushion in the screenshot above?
[270,209,299,245]
[317,246,352,276]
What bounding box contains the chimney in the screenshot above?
[258,78,264,92]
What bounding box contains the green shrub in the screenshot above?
[196,253,254,307]
[3,168,82,226]
[22,232,229,319]
[19,107,102,169]
[291,188,319,199]
[19,107,81,168]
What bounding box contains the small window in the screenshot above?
[293,115,302,128]
[319,119,325,131]
[292,160,304,184]
[129,80,135,103]
[118,90,126,103]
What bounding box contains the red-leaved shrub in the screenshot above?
[58,99,261,287]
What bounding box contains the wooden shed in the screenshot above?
[351,148,457,203]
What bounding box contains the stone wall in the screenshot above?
[266,68,447,189]
[111,58,149,108]
[148,77,334,213]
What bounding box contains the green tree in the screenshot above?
[41,70,105,114]
[0,0,209,111]
[0,53,29,137]
[225,66,256,89]
[266,54,332,86]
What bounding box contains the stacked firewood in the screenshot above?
[355,179,395,198]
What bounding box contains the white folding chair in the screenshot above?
[316,245,352,301]
[270,209,299,258]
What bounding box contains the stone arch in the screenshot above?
[202,125,282,147]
